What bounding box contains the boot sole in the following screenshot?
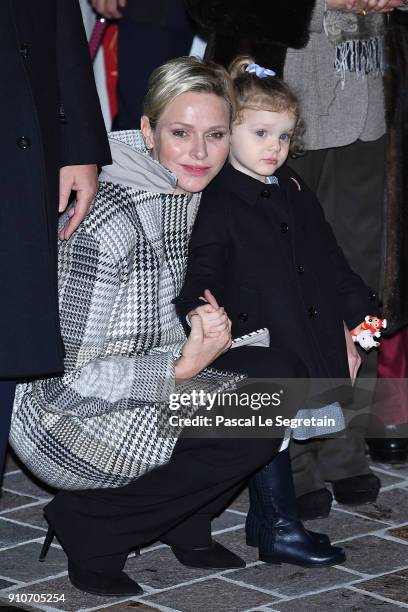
[259,553,346,567]
[334,491,379,505]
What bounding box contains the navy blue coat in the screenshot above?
[177,164,380,380]
[124,0,192,29]
[0,0,111,379]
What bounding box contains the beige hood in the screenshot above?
[99,130,177,195]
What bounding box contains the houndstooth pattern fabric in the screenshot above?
[10,131,241,490]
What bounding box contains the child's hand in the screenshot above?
[344,322,362,385]
[187,289,231,339]
[175,310,231,380]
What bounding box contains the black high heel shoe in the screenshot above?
[40,523,143,597]
[39,525,54,562]
[246,450,331,549]
[161,513,246,569]
[164,539,246,569]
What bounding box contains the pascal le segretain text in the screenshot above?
[168,414,337,429]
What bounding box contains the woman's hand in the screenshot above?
[59,165,98,240]
[175,305,231,381]
[344,322,362,385]
[187,289,230,339]
[90,0,126,19]
[326,0,402,12]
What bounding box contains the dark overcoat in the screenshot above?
[123,0,193,29]
[185,0,316,75]
[0,0,111,379]
[176,164,380,380]
[382,9,408,331]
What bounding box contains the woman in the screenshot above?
[11,57,340,597]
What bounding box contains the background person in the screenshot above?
[0,0,111,480]
[90,0,196,128]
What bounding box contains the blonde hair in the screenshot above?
[229,56,304,154]
[143,56,234,128]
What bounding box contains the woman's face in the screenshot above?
[141,91,230,195]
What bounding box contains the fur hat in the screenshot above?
[185,0,316,48]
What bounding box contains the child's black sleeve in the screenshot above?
[174,190,229,322]
[310,191,382,330]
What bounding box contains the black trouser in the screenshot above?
[46,346,307,571]
[0,380,17,481]
[288,137,385,491]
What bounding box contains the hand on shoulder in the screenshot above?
[59,164,98,240]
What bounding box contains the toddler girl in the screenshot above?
[177,57,382,564]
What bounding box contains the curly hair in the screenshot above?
[229,56,304,155]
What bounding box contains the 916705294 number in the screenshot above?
[8,593,66,603]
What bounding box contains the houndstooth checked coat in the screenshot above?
[10,131,238,490]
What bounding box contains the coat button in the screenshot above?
[261,188,271,198]
[238,312,248,322]
[17,136,31,150]
[296,264,305,274]
[368,290,377,301]
[59,104,67,124]
[308,306,318,318]
[20,44,29,59]
[280,223,289,233]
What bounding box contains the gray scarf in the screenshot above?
[324,10,385,84]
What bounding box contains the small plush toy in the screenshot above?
[352,315,387,351]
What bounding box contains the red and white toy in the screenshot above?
[352,315,387,351]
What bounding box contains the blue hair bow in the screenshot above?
[245,63,276,78]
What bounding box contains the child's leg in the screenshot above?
[246,446,345,567]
